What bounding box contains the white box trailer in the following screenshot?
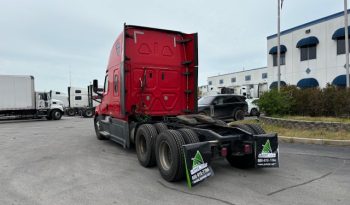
[0,75,35,111]
[0,75,64,120]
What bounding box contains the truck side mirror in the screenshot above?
[93,79,98,93]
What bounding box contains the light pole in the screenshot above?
[344,0,350,88]
[277,0,281,91]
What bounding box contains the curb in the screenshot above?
[279,136,350,146]
[259,116,350,132]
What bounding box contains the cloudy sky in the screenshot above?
[0,0,344,92]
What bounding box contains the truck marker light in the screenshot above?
[221,147,228,157]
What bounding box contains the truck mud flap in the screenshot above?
[255,134,279,168]
[183,142,214,188]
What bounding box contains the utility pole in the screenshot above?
[277,0,281,91]
[345,0,350,88]
[69,64,72,87]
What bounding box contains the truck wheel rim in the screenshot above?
[159,141,172,171]
[138,135,147,155]
[87,111,92,116]
[54,112,61,118]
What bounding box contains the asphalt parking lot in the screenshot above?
[0,117,349,205]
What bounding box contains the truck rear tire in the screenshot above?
[84,109,94,118]
[215,120,227,126]
[135,124,158,167]
[231,124,254,135]
[246,124,266,134]
[154,123,168,134]
[67,108,75,116]
[178,128,199,144]
[51,110,62,120]
[155,130,186,182]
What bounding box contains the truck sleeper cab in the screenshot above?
[66,86,100,118]
[93,25,278,182]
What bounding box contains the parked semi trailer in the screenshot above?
[93,25,279,183]
[0,75,64,120]
[66,86,100,117]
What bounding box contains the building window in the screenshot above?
[300,45,317,61]
[219,79,224,84]
[272,53,286,66]
[231,77,236,83]
[55,92,61,95]
[208,81,212,85]
[262,73,268,79]
[245,75,251,81]
[336,38,350,55]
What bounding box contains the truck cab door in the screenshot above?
[110,68,121,118]
[36,92,49,110]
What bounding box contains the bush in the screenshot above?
[258,85,350,117]
[257,88,294,116]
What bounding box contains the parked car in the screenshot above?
[246,98,260,116]
[198,94,248,120]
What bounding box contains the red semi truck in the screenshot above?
[93,24,279,183]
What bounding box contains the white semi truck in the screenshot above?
[0,75,64,120]
[65,85,101,117]
[50,91,69,108]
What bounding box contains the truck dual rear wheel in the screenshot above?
[135,124,158,167]
[246,124,266,135]
[178,128,199,144]
[155,130,186,182]
[84,109,94,118]
[66,108,75,116]
[215,120,227,126]
[154,123,168,134]
[232,124,255,135]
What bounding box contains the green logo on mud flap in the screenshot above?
[262,139,272,154]
[192,150,204,168]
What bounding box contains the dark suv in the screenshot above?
[198,94,248,120]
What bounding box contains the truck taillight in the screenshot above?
[244,144,252,154]
[221,147,228,157]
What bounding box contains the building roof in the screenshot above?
[267,9,350,40]
[208,66,267,78]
